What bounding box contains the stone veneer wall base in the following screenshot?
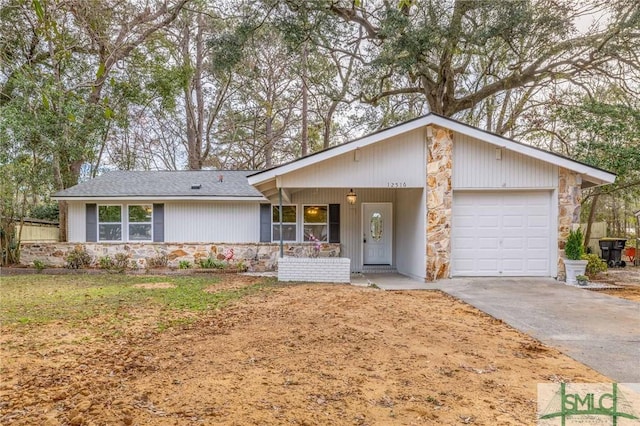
[20,242,341,272]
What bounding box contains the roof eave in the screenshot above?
[428,115,616,186]
[52,195,268,202]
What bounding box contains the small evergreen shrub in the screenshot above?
[65,246,92,269]
[113,253,130,270]
[147,253,169,268]
[565,229,585,260]
[583,253,607,277]
[235,260,248,272]
[178,260,191,269]
[199,257,226,269]
[99,256,114,270]
[33,259,46,272]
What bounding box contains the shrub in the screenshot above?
[199,257,226,269]
[565,229,585,260]
[33,259,46,272]
[65,247,92,269]
[99,256,114,270]
[113,253,130,271]
[178,260,191,269]
[147,253,168,268]
[583,253,607,277]
[235,260,248,272]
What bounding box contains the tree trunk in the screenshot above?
[184,14,207,170]
[183,23,197,170]
[584,192,600,252]
[300,44,308,157]
[52,156,68,242]
[194,14,205,168]
[265,114,273,168]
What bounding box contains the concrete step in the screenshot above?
[361,265,397,273]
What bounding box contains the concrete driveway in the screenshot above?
[433,277,640,383]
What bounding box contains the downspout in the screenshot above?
[279,187,284,258]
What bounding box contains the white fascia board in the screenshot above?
[429,115,616,185]
[247,116,434,186]
[52,196,267,202]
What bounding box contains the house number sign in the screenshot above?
[387,182,407,188]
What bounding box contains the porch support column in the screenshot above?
[557,168,582,281]
[278,187,284,258]
[426,126,453,281]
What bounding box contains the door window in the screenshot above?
[370,212,383,241]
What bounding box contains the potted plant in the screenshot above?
[563,228,588,285]
[575,275,589,286]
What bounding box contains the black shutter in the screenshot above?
[86,203,97,242]
[260,204,271,242]
[153,204,164,242]
[329,204,340,243]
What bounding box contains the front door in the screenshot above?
[363,203,392,265]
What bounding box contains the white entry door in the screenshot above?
[451,191,552,276]
[363,203,392,265]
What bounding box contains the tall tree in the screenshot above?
[314,0,640,127]
[0,0,188,240]
[545,89,640,244]
[211,25,302,168]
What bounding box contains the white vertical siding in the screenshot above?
[453,133,558,189]
[291,188,398,272]
[280,129,426,188]
[396,189,426,279]
[164,201,260,242]
[68,202,86,242]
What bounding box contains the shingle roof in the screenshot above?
[53,170,264,199]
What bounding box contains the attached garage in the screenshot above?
[451,191,554,276]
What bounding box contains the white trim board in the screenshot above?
[53,196,268,202]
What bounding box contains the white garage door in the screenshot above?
[451,191,552,276]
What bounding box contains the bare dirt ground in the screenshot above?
[1,275,609,425]
[591,265,640,301]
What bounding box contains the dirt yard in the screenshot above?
[591,265,640,301]
[0,274,609,425]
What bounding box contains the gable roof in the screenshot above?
[53,170,265,201]
[248,112,616,187]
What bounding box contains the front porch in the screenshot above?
[263,187,427,281]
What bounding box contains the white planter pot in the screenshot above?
[564,259,588,285]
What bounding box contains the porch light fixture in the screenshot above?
[346,189,357,205]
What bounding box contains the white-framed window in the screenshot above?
[128,205,153,241]
[272,205,297,242]
[303,205,328,242]
[98,205,123,241]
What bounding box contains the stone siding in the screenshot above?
[20,242,341,271]
[426,126,453,281]
[278,257,351,283]
[557,168,583,280]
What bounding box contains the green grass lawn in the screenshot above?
[0,274,269,327]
